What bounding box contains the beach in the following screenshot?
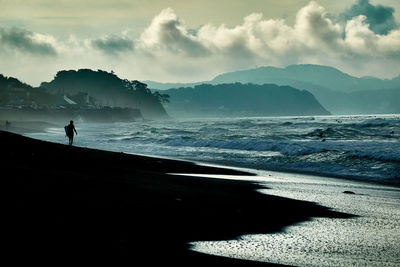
[190,171,400,266]
[2,0,400,264]
[2,130,355,266]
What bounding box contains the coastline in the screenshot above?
[2,130,352,265]
[193,159,400,188]
[191,170,400,266]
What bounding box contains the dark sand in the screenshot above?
[2,130,353,265]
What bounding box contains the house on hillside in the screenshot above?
[68,92,97,108]
[52,95,77,108]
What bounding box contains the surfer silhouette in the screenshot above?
[65,120,77,145]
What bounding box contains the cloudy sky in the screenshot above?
[1,0,400,86]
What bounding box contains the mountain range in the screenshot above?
[2,64,399,120]
[146,64,400,115]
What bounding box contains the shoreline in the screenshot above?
[193,159,400,188]
[190,170,400,266]
[13,119,398,189]
[3,130,353,265]
[14,117,399,189]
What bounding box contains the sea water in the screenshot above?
[26,114,400,266]
[27,114,400,186]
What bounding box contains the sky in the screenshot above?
[1,0,400,86]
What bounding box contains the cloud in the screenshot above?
[91,35,134,55]
[340,0,398,35]
[1,1,400,85]
[294,2,343,50]
[132,2,400,80]
[137,8,209,57]
[0,27,57,56]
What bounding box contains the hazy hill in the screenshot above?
[161,83,330,117]
[144,80,203,91]
[0,74,55,106]
[333,88,400,114]
[211,64,400,93]
[210,65,400,114]
[146,64,400,115]
[41,69,168,118]
[0,74,31,90]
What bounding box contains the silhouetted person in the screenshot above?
[5,120,11,129]
[65,120,77,145]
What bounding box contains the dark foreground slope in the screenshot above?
[2,131,352,266]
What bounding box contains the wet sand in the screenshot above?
[2,130,353,266]
[191,172,400,266]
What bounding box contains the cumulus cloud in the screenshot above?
[91,35,134,55]
[341,0,398,35]
[294,2,343,50]
[0,27,57,56]
[1,1,400,85]
[132,2,400,79]
[137,8,209,57]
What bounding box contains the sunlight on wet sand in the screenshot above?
[181,171,400,266]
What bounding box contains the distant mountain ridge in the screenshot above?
[146,64,400,115]
[211,64,400,93]
[161,83,330,117]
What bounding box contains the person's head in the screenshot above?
[70,120,73,125]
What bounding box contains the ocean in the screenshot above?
[26,114,400,266]
[27,114,400,186]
